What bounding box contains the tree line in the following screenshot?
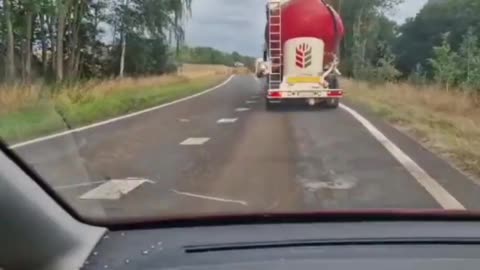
[5,0,476,92]
[0,0,193,84]
[396,0,480,92]
[329,0,480,93]
[179,46,255,69]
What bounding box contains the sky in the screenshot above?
[185,0,428,57]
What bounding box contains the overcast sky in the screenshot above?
[185,0,428,57]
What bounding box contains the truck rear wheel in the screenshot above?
[266,100,280,111]
[325,75,340,109]
[326,98,339,109]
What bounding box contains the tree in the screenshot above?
[0,0,195,83]
[47,1,57,75]
[4,0,16,82]
[20,0,40,83]
[116,0,193,77]
[56,0,72,82]
[335,0,403,76]
[351,10,367,78]
[457,28,480,92]
[373,42,401,82]
[38,0,53,76]
[429,33,459,91]
[118,0,129,78]
[408,63,428,85]
[66,0,87,79]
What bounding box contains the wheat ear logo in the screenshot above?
[296,43,312,68]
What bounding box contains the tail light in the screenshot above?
[268,91,282,98]
[328,90,343,97]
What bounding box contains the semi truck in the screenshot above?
[261,0,345,109]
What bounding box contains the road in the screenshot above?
[12,75,480,220]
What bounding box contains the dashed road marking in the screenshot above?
[340,103,465,210]
[11,76,235,149]
[54,180,108,190]
[246,100,258,104]
[217,118,238,124]
[180,137,210,145]
[80,178,154,200]
[172,189,248,206]
[235,107,250,112]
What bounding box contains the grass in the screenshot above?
[0,104,67,143]
[0,65,232,144]
[0,84,43,114]
[57,76,225,126]
[344,79,480,178]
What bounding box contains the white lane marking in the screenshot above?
[54,180,108,191]
[180,137,210,145]
[340,103,465,210]
[300,176,358,191]
[11,75,235,149]
[235,107,250,112]
[217,118,238,124]
[179,118,191,123]
[246,100,258,104]
[304,181,356,191]
[80,178,154,200]
[172,189,248,206]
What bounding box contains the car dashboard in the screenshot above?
[83,221,480,270]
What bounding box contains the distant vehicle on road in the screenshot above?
[262,0,345,109]
[234,62,245,67]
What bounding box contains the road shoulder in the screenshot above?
[343,100,480,210]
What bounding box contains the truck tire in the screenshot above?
[265,99,276,111]
[325,75,340,109]
[326,98,339,109]
[265,100,277,111]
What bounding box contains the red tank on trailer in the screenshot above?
[266,0,345,66]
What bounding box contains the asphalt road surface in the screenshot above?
[11,75,480,220]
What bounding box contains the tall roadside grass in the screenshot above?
[0,84,43,114]
[0,65,233,144]
[344,79,480,178]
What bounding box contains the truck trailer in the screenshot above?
[262,0,345,109]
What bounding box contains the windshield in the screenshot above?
[1,0,479,223]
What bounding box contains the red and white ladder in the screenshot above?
[268,0,282,90]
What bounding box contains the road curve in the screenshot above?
[12,75,480,219]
